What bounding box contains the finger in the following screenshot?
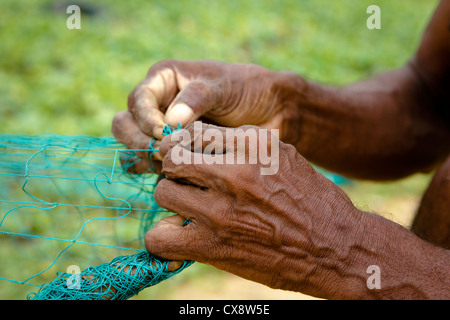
[120,139,162,172]
[164,80,220,128]
[154,178,211,221]
[158,130,187,159]
[145,214,192,261]
[153,213,186,227]
[112,111,162,172]
[128,67,179,140]
[161,146,220,190]
[166,260,184,272]
[158,122,227,158]
[146,212,222,263]
[119,151,150,174]
[149,139,163,161]
[157,123,231,189]
[112,111,154,151]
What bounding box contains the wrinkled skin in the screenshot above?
[112,0,450,299]
[112,61,290,171]
[145,123,370,299]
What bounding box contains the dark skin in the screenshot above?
[112,0,450,299]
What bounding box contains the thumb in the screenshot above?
[145,214,192,261]
[164,80,220,127]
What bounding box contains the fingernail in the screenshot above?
[167,260,183,272]
[165,103,195,127]
[152,151,162,161]
[153,126,164,140]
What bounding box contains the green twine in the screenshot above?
[0,124,192,300]
[28,251,193,300]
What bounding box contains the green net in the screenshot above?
[0,127,192,300]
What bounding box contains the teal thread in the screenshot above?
[0,124,191,300]
[28,252,194,300]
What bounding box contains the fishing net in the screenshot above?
[0,126,192,300]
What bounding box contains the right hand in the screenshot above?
[112,59,300,173]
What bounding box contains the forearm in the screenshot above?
[341,211,450,299]
[355,212,450,300]
[281,206,450,300]
[276,65,450,180]
[411,0,450,107]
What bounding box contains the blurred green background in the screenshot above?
[0,0,438,299]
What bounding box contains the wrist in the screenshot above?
[273,199,371,299]
[279,202,444,300]
[271,70,309,146]
[304,205,374,299]
[272,70,339,156]
[321,209,450,299]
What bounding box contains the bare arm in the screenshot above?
[114,0,450,300]
[113,2,450,181]
[146,123,450,300]
[276,0,450,180]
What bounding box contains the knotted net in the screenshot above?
[0,125,191,300]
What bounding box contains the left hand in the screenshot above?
[145,122,368,299]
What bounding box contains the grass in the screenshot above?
[0,0,440,299]
[0,0,438,136]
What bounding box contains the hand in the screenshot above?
[112,59,301,173]
[145,122,367,299]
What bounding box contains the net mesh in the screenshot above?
[0,129,191,300]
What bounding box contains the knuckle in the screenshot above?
[158,134,175,158]
[281,141,297,157]
[111,112,128,140]
[156,58,178,67]
[185,80,214,103]
[112,111,125,126]
[144,230,163,255]
[127,82,150,112]
[161,148,178,172]
[127,87,139,111]
[153,179,170,207]
[148,59,178,75]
